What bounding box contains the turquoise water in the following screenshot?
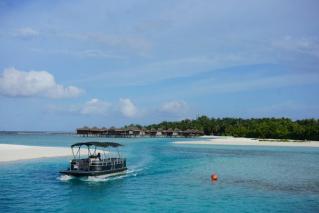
[0,134,319,212]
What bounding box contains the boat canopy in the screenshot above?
[71,141,123,148]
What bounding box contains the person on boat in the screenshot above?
[97,152,101,160]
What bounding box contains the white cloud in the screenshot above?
[75,52,274,87]
[77,49,124,59]
[46,85,83,99]
[160,100,188,114]
[30,48,124,60]
[190,72,319,95]
[47,98,111,115]
[48,98,141,118]
[13,27,39,39]
[119,98,138,118]
[80,98,111,115]
[0,67,83,98]
[61,32,152,55]
[47,104,79,113]
[272,36,319,57]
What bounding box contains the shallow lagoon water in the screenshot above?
[0,134,319,212]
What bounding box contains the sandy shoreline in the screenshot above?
[0,144,72,162]
[1,137,318,163]
[174,136,319,147]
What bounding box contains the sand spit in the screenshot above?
[0,144,72,162]
[174,136,319,147]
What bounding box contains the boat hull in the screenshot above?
[59,167,127,177]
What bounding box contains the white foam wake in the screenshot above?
[57,175,74,181]
[84,169,139,182]
[57,168,142,182]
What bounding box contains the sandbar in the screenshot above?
[0,144,72,162]
[173,136,319,147]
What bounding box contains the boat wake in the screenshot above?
[85,168,145,182]
[57,174,74,181]
[57,168,142,183]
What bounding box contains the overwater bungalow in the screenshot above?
[76,127,90,136]
[91,127,102,135]
[140,128,147,136]
[173,128,180,137]
[156,128,163,137]
[76,126,204,137]
[181,129,196,137]
[100,127,108,136]
[162,128,174,137]
[114,128,126,137]
[106,127,115,136]
[149,128,157,137]
[125,127,142,137]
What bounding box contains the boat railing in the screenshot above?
[88,157,126,166]
[71,156,126,171]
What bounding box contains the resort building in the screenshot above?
[76,127,204,138]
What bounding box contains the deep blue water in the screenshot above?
[0,134,319,212]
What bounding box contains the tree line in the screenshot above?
[126,116,319,141]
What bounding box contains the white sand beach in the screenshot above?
[0,144,73,162]
[174,136,319,147]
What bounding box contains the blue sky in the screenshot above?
[0,0,319,131]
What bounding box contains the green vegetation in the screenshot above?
[128,116,319,141]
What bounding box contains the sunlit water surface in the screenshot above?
[0,133,318,212]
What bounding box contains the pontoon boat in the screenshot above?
[59,141,127,177]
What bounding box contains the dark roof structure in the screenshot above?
[71,141,123,148]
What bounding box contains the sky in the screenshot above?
[0,0,319,131]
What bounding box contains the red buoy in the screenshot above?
[211,173,218,181]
